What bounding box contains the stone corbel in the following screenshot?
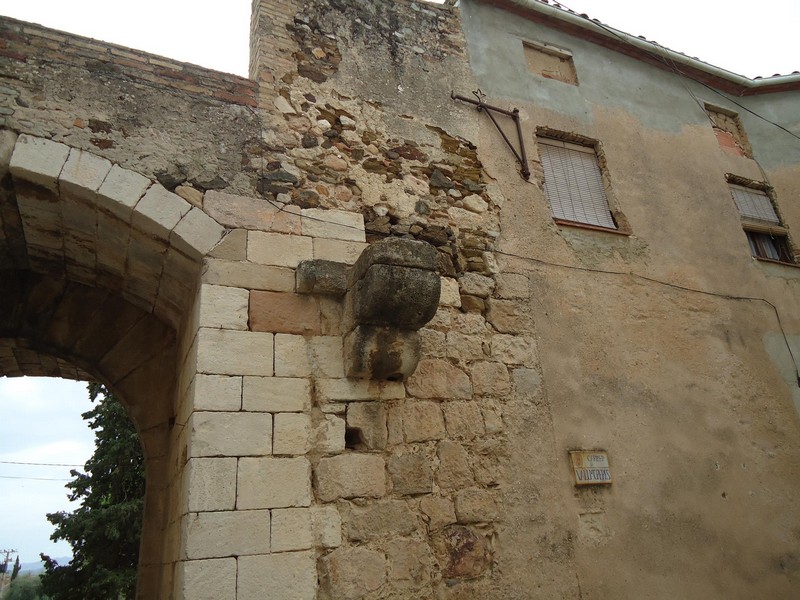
[296,237,440,381]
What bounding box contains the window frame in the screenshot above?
[536,130,630,235]
[706,104,753,158]
[726,176,796,265]
[522,40,579,86]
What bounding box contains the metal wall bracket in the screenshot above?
[451,89,530,180]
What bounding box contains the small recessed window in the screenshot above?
[523,41,578,85]
[538,137,619,231]
[707,105,752,158]
[729,181,794,264]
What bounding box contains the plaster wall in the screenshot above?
[459,0,800,597]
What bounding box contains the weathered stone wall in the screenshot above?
[2,0,800,598]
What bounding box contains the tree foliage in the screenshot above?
[2,574,50,600]
[40,383,144,600]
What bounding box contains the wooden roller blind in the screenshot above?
[539,138,616,229]
[729,184,779,224]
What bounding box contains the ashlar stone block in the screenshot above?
[189,412,272,458]
[9,134,70,191]
[204,189,301,233]
[183,509,270,559]
[271,507,313,552]
[171,207,226,258]
[209,228,247,260]
[184,457,237,512]
[177,557,236,600]
[437,440,474,491]
[59,147,112,199]
[191,375,242,411]
[238,456,312,509]
[196,328,274,376]
[311,504,342,548]
[132,183,191,237]
[310,336,345,378]
[249,291,321,335]
[197,284,249,331]
[316,378,405,402]
[492,334,538,366]
[459,272,495,298]
[202,258,295,292]
[315,414,346,454]
[273,412,311,455]
[248,231,312,268]
[301,207,366,242]
[315,454,386,501]
[313,237,368,264]
[295,259,348,296]
[97,164,151,220]
[274,334,312,377]
[242,376,311,412]
[238,551,316,600]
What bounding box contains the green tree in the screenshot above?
[2,574,50,600]
[10,556,20,581]
[40,383,144,600]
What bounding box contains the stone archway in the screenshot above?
[0,132,225,598]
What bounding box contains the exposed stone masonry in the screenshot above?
[1,1,537,598]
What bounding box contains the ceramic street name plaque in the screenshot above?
[569,450,612,486]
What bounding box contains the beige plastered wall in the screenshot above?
[459,1,800,598]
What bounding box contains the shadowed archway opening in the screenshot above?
[0,133,221,597]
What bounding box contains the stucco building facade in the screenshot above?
[1,0,799,598]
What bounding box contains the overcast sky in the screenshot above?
[0,0,796,568]
[0,377,93,563]
[0,0,796,78]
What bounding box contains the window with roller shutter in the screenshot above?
[538,137,619,231]
[728,181,795,264]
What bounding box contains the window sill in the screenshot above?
[553,218,631,236]
[754,257,800,269]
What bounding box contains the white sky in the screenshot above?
[0,0,796,79]
[0,0,797,568]
[0,377,94,564]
